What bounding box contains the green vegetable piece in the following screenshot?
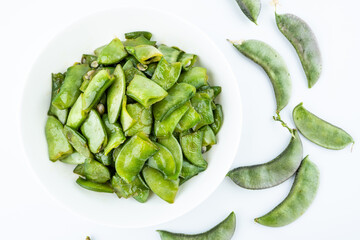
[48,73,68,124]
[180,131,207,168]
[81,110,108,153]
[120,96,137,132]
[81,54,98,66]
[45,116,73,161]
[123,35,156,47]
[177,52,197,71]
[227,130,303,189]
[235,0,261,24]
[132,177,150,203]
[76,177,113,193]
[200,125,217,147]
[73,163,85,176]
[293,103,354,150]
[127,74,168,108]
[158,44,182,63]
[158,134,183,180]
[148,142,176,179]
[82,69,114,112]
[52,64,90,109]
[143,166,179,204]
[211,86,222,98]
[178,67,208,89]
[152,57,182,90]
[125,31,153,40]
[107,64,126,123]
[111,174,150,202]
[97,38,128,65]
[144,62,158,77]
[230,39,291,112]
[175,103,202,132]
[83,158,110,184]
[60,152,87,165]
[124,61,146,84]
[66,94,88,130]
[125,103,153,136]
[255,156,319,227]
[276,13,322,88]
[198,87,215,99]
[102,114,126,155]
[180,160,206,185]
[126,45,163,65]
[191,92,214,130]
[158,212,236,239]
[115,133,159,183]
[153,83,196,121]
[154,102,190,138]
[210,104,224,135]
[94,45,105,56]
[94,151,112,166]
[63,126,92,158]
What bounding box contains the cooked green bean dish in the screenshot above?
[45,31,224,204]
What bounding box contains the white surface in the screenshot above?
[20,7,241,228]
[2,0,360,239]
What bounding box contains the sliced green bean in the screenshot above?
[180,131,207,168]
[293,103,354,150]
[83,158,111,183]
[175,103,202,132]
[255,156,319,227]
[73,163,85,176]
[227,130,303,189]
[48,73,68,124]
[76,177,113,193]
[97,38,128,65]
[191,92,214,130]
[102,114,126,155]
[125,103,152,136]
[157,212,236,240]
[200,125,217,147]
[158,135,183,180]
[230,39,291,112]
[125,45,163,65]
[63,126,92,158]
[45,116,73,161]
[94,151,113,166]
[158,44,182,63]
[180,160,206,185]
[123,60,146,84]
[177,51,197,71]
[81,54,97,66]
[120,96,137,132]
[107,64,126,123]
[60,152,87,165]
[144,62,158,77]
[210,104,224,135]
[66,94,88,130]
[125,31,152,40]
[123,36,156,47]
[148,142,176,179]
[235,0,261,24]
[276,13,322,88]
[152,57,182,90]
[178,67,208,89]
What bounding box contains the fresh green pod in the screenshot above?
[158,44,182,63]
[180,131,207,168]
[178,67,208,89]
[82,70,114,112]
[107,64,126,123]
[52,64,90,109]
[80,110,108,154]
[115,132,159,183]
[143,166,179,204]
[83,158,111,183]
[125,31,152,40]
[66,94,88,130]
[125,103,153,136]
[210,104,224,135]
[180,160,206,185]
[76,177,113,193]
[48,73,68,124]
[94,151,113,166]
[126,74,168,108]
[293,103,354,150]
[200,125,217,147]
[73,163,85,176]
[158,135,183,180]
[102,114,126,155]
[231,40,291,112]
[255,156,319,227]
[177,52,197,71]
[45,116,73,161]
[152,57,182,90]
[60,152,87,165]
[153,83,196,121]
[97,38,128,65]
[123,36,156,47]
[120,96,137,132]
[158,212,236,240]
[154,102,190,138]
[235,0,261,24]
[63,126,92,158]
[126,45,163,65]
[227,130,303,189]
[148,142,176,179]
[175,103,202,132]
[191,92,214,130]
[276,13,322,88]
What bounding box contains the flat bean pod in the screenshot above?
[107,64,126,123]
[48,73,68,124]
[293,103,354,150]
[158,135,183,180]
[235,0,261,24]
[76,177,113,193]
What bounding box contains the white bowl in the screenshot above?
[20,7,242,228]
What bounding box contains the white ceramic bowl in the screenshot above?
[20,7,242,228]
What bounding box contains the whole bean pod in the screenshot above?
[235,0,261,24]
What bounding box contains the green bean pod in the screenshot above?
[158,134,183,180]
[120,96,137,132]
[102,114,126,155]
[175,103,202,132]
[147,142,176,179]
[63,126,92,158]
[255,156,319,227]
[83,158,111,183]
[60,152,87,165]
[66,94,88,130]
[191,92,214,130]
[125,31,153,40]
[157,212,236,239]
[111,173,149,201]
[231,39,291,112]
[276,13,322,88]
[227,130,303,189]
[76,177,113,193]
[152,57,182,90]
[158,44,182,63]
[177,52,197,71]
[125,45,163,65]
[178,67,208,89]
[180,160,206,185]
[124,103,153,136]
[180,131,207,168]
[123,36,156,47]
[293,103,354,150]
[48,73,68,124]
[94,151,113,166]
[235,0,261,24]
[200,125,217,147]
[96,38,128,65]
[210,104,224,135]
[107,64,126,123]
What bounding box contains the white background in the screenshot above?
[1,0,360,239]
